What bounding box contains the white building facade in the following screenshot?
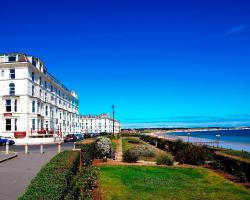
[81,114,121,134]
[0,53,80,138]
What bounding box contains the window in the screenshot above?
[8,56,16,62]
[40,89,42,97]
[32,60,36,66]
[45,92,47,101]
[32,101,36,113]
[6,99,11,112]
[45,106,48,116]
[45,81,47,89]
[9,69,15,79]
[51,85,53,92]
[1,70,4,77]
[39,77,42,85]
[14,119,17,131]
[9,83,15,95]
[14,100,17,112]
[6,119,11,131]
[37,102,40,113]
[32,119,35,130]
[32,72,35,81]
[32,85,35,96]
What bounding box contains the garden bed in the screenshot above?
[122,137,166,162]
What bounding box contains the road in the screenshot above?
[0,142,75,200]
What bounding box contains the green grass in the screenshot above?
[99,165,250,200]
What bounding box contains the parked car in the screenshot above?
[74,133,84,141]
[64,134,77,142]
[0,137,15,146]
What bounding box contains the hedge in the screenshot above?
[19,150,80,200]
[64,166,99,200]
[140,134,250,181]
[213,152,250,182]
[75,140,95,166]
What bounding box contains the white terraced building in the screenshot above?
[81,114,121,134]
[0,53,81,139]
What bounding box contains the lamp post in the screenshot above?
[187,132,191,143]
[112,104,115,137]
[216,134,221,148]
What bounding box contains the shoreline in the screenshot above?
[149,130,250,152]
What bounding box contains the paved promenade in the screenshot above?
[0,143,73,200]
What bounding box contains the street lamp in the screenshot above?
[216,134,221,148]
[112,104,115,137]
[187,132,191,143]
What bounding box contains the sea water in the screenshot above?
[162,129,250,152]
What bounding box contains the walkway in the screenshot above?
[0,144,73,200]
[115,137,123,161]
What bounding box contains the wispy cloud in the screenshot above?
[226,24,248,35]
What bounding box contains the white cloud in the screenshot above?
[226,24,247,35]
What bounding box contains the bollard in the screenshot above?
[40,143,44,154]
[58,142,61,153]
[6,141,9,155]
[73,142,76,150]
[25,143,29,154]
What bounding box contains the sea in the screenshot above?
[160,129,250,152]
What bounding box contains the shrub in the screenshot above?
[19,151,80,200]
[76,140,95,166]
[95,137,113,159]
[123,148,139,163]
[127,137,141,144]
[212,152,250,182]
[156,153,174,166]
[175,144,213,166]
[65,166,99,200]
[171,139,190,155]
[131,145,155,157]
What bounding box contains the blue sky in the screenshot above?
[1,0,250,128]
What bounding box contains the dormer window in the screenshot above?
[8,56,16,62]
[32,60,36,67]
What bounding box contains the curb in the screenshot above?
[0,154,18,163]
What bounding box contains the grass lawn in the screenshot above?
[99,165,250,200]
[122,137,166,161]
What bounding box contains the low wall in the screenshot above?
[13,137,61,145]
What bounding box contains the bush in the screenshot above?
[129,145,155,157]
[212,152,250,182]
[19,151,80,200]
[171,139,190,155]
[95,137,113,159]
[76,140,95,166]
[127,137,141,144]
[123,149,139,163]
[65,166,99,200]
[175,144,213,166]
[123,145,155,163]
[156,153,174,166]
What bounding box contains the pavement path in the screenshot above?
[0,152,17,163]
[115,137,123,161]
[0,143,74,200]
